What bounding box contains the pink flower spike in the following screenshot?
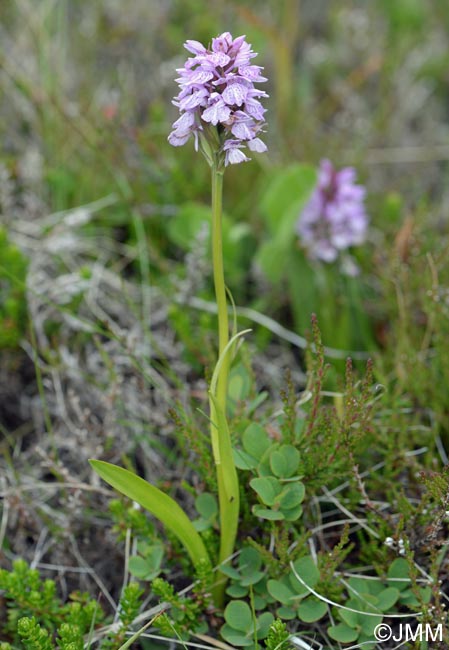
[296,159,368,263]
[169,32,268,165]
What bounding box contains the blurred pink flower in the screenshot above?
[297,159,368,263]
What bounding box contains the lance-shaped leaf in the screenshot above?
[89,460,211,571]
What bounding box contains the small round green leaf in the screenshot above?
[233,448,258,470]
[128,556,152,579]
[226,584,248,598]
[297,597,327,622]
[253,594,268,610]
[360,614,383,636]
[239,547,262,574]
[339,608,359,628]
[242,424,271,460]
[276,605,297,620]
[240,572,265,587]
[387,558,411,591]
[348,594,378,613]
[281,504,303,522]
[270,445,300,478]
[290,556,320,594]
[220,565,240,580]
[193,517,212,532]
[377,587,400,612]
[399,590,419,606]
[328,624,359,643]
[256,612,274,638]
[220,624,253,647]
[252,505,284,521]
[267,579,295,605]
[279,482,305,509]
[250,477,281,506]
[224,600,253,632]
[195,493,218,519]
[348,577,372,597]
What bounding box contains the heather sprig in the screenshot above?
[168,32,268,167]
[297,159,368,265]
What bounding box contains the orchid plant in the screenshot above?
[255,159,373,356]
[90,31,268,607]
[293,159,373,353]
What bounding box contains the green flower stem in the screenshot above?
[210,163,240,606]
[211,165,229,400]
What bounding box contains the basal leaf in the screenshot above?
[89,460,211,571]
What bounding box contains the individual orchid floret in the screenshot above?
[168,32,268,166]
[223,140,250,166]
[296,159,368,265]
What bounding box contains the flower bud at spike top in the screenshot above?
[168,32,268,167]
[296,159,369,263]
